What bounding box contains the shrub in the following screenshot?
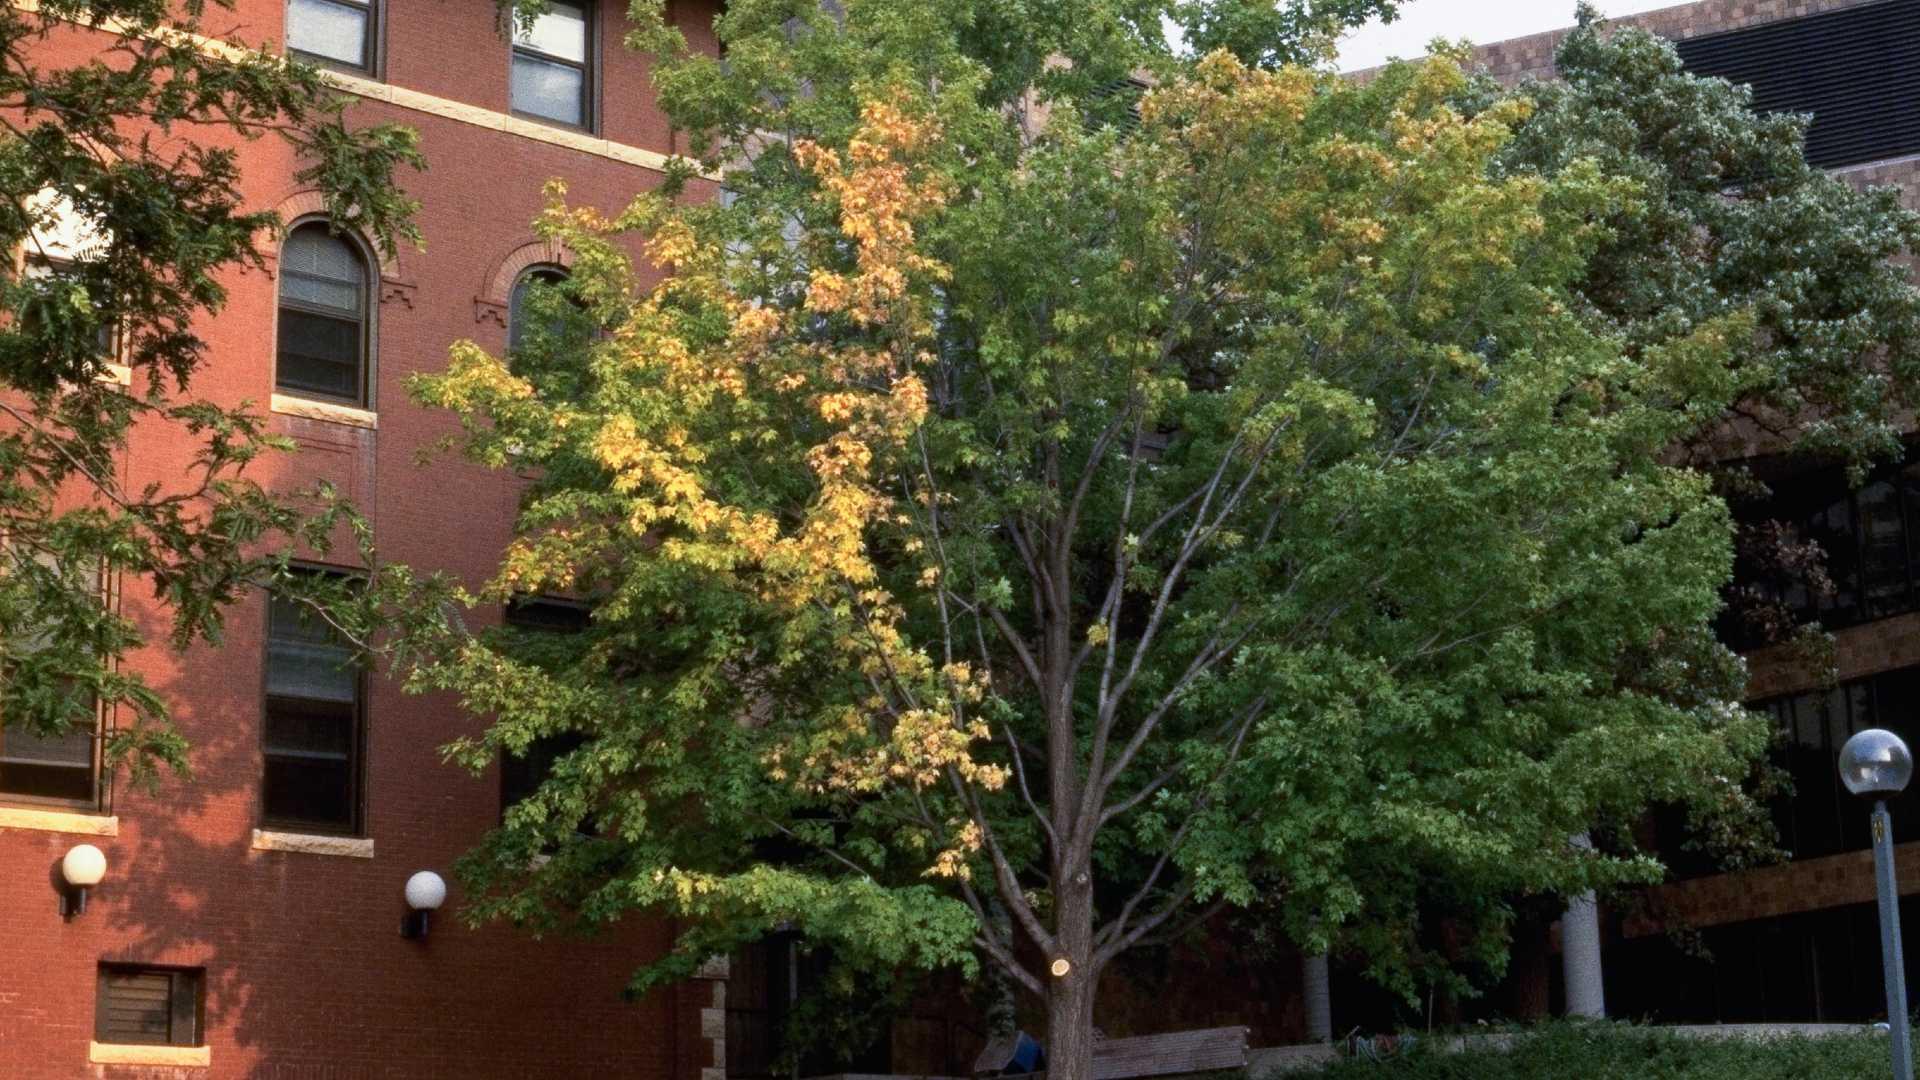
[1282,1022,1894,1080]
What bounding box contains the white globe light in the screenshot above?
[62,844,107,888]
[1840,729,1915,798]
[404,870,447,912]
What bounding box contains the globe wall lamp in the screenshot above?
[59,843,106,919]
[1839,728,1914,1080]
[401,870,446,940]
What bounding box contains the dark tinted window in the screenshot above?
[507,266,571,354]
[96,966,202,1047]
[263,577,363,833]
[0,707,98,806]
[500,598,589,821]
[1724,458,1920,643]
[1762,666,1920,861]
[0,554,106,809]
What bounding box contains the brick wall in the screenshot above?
[0,3,726,1077]
[1626,839,1920,937]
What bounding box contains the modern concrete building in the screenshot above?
[0,3,738,1076]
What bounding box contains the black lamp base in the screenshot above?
[401,909,430,939]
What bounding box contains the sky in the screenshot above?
[1335,0,1686,71]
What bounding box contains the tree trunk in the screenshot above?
[1302,951,1332,1043]
[1045,869,1098,1080]
[1045,959,1097,1080]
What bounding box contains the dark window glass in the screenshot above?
[0,708,97,806]
[0,554,106,808]
[1724,453,1920,644]
[504,595,590,634]
[287,0,374,70]
[500,598,589,823]
[1760,666,1920,862]
[500,730,588,812]
[276,224,368,405]
[511,1,591,127]
[263,578,363,833]
[507,266,571,354]
[96,966,202,1047]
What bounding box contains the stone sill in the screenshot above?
[0,806,118,836]
[89,1041,210,1067]
[270,393,378,430]
[251,828,374,858]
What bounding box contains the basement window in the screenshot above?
[96,965,203,1048]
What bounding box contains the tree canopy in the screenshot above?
[380,1,1918,1071]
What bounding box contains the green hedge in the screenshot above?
[1283,1022,1897,1080]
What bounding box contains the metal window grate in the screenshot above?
[1673,0,1920,169]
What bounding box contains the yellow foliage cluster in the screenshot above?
[793,94,951,330]
[544,90,1005,826]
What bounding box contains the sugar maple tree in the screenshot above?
[376,0,1851,1063]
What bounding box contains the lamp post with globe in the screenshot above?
[1839,728,1915,1080]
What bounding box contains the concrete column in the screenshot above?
[1562,832,1606,1019]
[1302,951,1333,1043]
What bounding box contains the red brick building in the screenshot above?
[0,3,735,1076]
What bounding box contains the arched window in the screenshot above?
[507,265,571,353]
[276,222,370,405]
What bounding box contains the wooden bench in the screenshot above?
[974,1026,1249,1079]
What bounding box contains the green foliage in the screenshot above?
[380,1,1916,1068]
[1291,1022,1896,1080]
[1495,5,1920,473]
[0,1,421,782]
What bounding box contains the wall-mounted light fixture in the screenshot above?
[401,870,447,940]
[60,844,106,919]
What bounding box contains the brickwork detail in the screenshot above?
[474,238,580,327]
[261,189,413,287]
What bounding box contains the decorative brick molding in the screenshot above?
[259,189,416,306]
[319,67,703,178]
[474,238,579,327]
